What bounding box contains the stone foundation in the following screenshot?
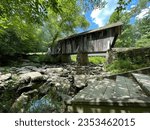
[77,53,89,65]
[107,47,150,64]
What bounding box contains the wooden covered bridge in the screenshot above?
[49,22,123,65]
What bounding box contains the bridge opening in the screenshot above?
[71,54,106,65]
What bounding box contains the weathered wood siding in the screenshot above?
[51,23,122,55]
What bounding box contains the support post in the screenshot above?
[77,53,89,65]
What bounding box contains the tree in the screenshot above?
[109,0,150,47]
[0,0,106,24]
[0,0,107,56]
[109,11,121,24]
[37,0,90,47]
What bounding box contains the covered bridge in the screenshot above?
[50,22,123,65]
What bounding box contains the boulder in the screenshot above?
[19,74,31,83]
[19,72,43,83]
[0,73,11,81]
[11,94,28,112]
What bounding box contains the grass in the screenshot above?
[89,56,106,64]
[71,55,106,65]
[71,55,77,62]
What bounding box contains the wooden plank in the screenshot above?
[74,79,115,100]
[132,73,150,96]
[113,76,130,98]
[70,97,150,107]
[74,80,101,99]
[125,77,147,98]
[103,80,116,99]
[74,80,96,99]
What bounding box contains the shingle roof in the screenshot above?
[58,22,123,41]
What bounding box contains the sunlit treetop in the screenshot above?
[0,0,106,24]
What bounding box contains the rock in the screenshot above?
[60,78,71,90]
[16,67,31,74]
[91,67,102,74]
[39,76,71,94]
[0,85,5,94]
[57,92,72,101]
[17,83,33,94]
[0,82,5,88]
[19,72,43,83]
[24,66,38,71]
[23,89,38,97]
[45,68,63,74]
[19,74,31,83]
[3,79,19,89]
[36,68,46,74]
[11,94,28,112]
[39,82,52,94]
[17,70,31,74]
[74,75,87,88]
[50,76,71,91]
[43,75,49,81]
[0,73,11,81]
[60,69,70,77]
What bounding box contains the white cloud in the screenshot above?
[136,7,150,20]
[131,5,136,9]
[90,0,118,27]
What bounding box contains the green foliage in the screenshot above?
[106,59,135,73]
[0,0,99,57]
[0,28,42,55]
[71,55,106,64]
[109,11,120,24]
[0,84,18,112]
[71,55,77,62]
[80,0,106,11]
[106,58,150,74]
[0,0,63,24]
[136,33,150,47]
[0,0,106,24]
[40,1,90,46]
[109,0,150,48]
[116,25,136,47]
[115,0,131,13]
[89,56,106,64]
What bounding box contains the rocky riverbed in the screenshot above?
[0,62,109,113]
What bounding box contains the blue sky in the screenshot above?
[83,0,139,31]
